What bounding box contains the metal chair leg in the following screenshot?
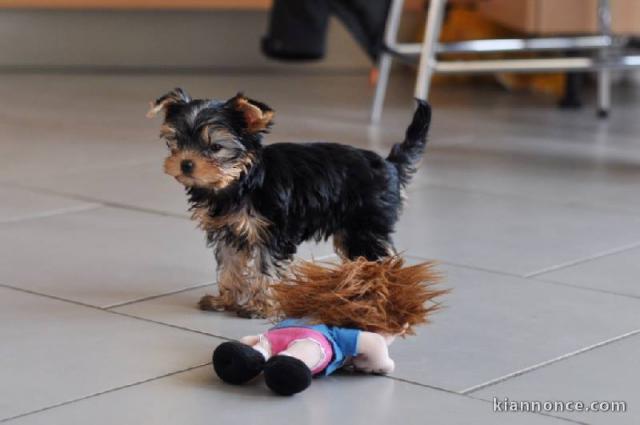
[559,71,584,109]
[371,0,405,123]
[373,0,623,118]
[415,0,447,100]
[597,0,612,118]
[598,69,611,118]
[371,53,393,123]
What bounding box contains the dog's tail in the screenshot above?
[386,99,432,187]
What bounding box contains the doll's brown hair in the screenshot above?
[271,256,447,335]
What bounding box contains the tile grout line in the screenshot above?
[104,280,217,309]
[0,157,159,187]
[0,203,104,225]
[460,328,640,395]
[0,363,211,423]
[16,172,639,294]
[108,309,235,341]
[0,362,586,425]
[7,182,190,220]
[0,283,234,341]
[0,282,129,310]
[0,279,508,419]
[529,276,640,301]
[2,182,336,265]
[524,241,640,278]
[0,285,467,422]
[360,375,586,424]
[384,375,462,397]
[406,256,525,279]
[411,180,640,219]
[105,255,337,310]
[407,255,640,302]
[0,285,588,425]
[2,256,626,421]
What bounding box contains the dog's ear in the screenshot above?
[146,87,192,118]
[226,93,274,134]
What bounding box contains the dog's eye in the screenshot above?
[209,143,223,153]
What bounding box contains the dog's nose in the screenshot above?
[180,159,195,175]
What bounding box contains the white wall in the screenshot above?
[0,10,372,70]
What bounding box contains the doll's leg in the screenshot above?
[278,339,327,372]
[263,339,327,396]
[239,334,274,361]
[212,339,266,385]
[352,331,395,374]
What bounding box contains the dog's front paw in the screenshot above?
[198,294,229,312]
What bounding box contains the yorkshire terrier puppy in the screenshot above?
[148,88,431,318]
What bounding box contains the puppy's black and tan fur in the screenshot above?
[148,89,431,318]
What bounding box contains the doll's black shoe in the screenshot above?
[263,355,312,396]
[213,341,265,385]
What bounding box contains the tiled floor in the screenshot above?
[1,71,639,425]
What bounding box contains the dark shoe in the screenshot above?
[212,342,265,385]
[263,355,312,396]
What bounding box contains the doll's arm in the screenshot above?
[352,332,395,374]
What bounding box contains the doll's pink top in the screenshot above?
[264,327,333,375]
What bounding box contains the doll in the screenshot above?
[212,256,446,395]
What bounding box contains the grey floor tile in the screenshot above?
[112,285,272,338]
[12,161,394,257]
[3,72,640,425]
[472,333,640,425]
[0,206,214,307]
[112,261,640,394]
[5,365,568,425]
[412,137,640,213]
[395,186,640,276]
[112,254,341,335]
[0,203,332,308]
[0,75,198,182]
[474,101,640,152]
[18,160,192,217]
[0,72,418,217]
[0,72,462,186]
[429,81,640,143]
[0,286,219,421]
[536,246,640,298]
[0,185,99,223]
[0,112,160,183]
[388,263,640,392]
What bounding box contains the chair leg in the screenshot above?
[371,53,393,123]
[415,0,447,100]
[597,0,612,118]
[371,0,405,123]
[597,69,611,118]
[558,71,584,109]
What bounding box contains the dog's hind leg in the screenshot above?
[334,229,396,261]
